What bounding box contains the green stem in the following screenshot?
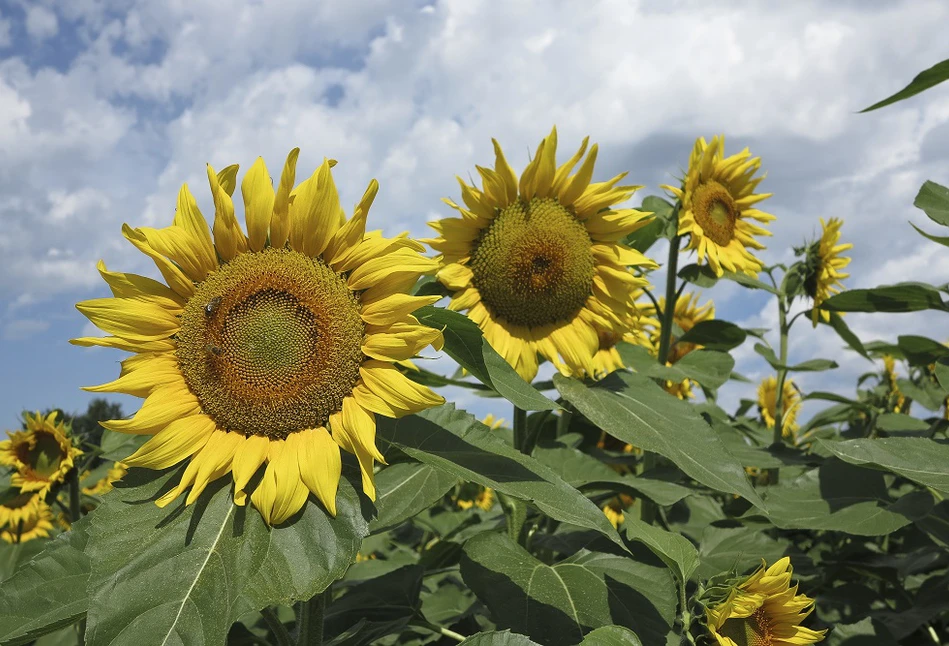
[68,468,82,524]
[767,295,790,485]
[556,407,573,438]
[656,230,682,366]
[512,406,528,454]
[412,620,467,643]
[498,492,528,545]
[678,579,696,645]
[297,590,326,646]
[261,607,293,646]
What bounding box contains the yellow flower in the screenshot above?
[82,461,128,496]
[454,485,495,512]
[882,355,906,414]
[0,491,54,543]
[664,376,695,401]
[74,150,445,525]
[482,414,506,430]
[428,127,657,381]
[807,218,852,325]
[706,557,826,646]
[664,135,774,277]
[642,292,715,364]
[757,376,801,439]
[602,493,635,529]
[0,411,82,497]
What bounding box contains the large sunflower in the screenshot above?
[757,376,801,439]
[664,136,774,277]
[428,128,657,381]
[74,150,444,525]
[0,490,54,543]
[805,217,852,325]
[706,557,826,646]
[0,411,82,496]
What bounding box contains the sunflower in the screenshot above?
[74,150,444,525]
[82,461,128,496]
[455,485,496,512]
[805,218,852,326]
[663,375,695,401]
[0,411,82,496]
[706,557,826,646]
[0,491,54,543]
[602,493,635,529]
[482,414,506,430]
[757,376,801,439]
[882,355,906,414]
[428,127,657,381]
[664,136,774,277]
[586,303,657,379]
[643,292,715,365]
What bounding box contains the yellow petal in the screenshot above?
[325,179,378,267]
[559,143,598,206]
[232,435,270,506]
[208,163,248,261]
[346,250,438,291]
[124,415,216,469]
[356,361,445,417]
[362,325,443,362]
[242,156,275,252]
[137,225,215,283]
[70,336,175,353]
[100,382,200,435]
[289,158,341,258]
[172,184,217,275]
[252,440,309,525]
[76,297,179,342]
[216,164,240,196]
[270,148,300,249]
[95,260,184,310]
[82,353,181,397]
[293,428,340,515]
[492,139,519,206]
[122,224,194,298]
[360,293,440,326]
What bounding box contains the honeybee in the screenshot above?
[206,344,223,356]
[204,296,223,316]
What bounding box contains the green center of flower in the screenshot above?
[470,197,594,327]
[176,247,365,439]
[719,608,774,646]
[19,432,64,479]
[692,180,738,247]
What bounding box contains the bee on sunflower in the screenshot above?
[427,127,657,382]
[74,150,445,525]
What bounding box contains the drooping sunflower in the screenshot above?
[804,218,852,326]
[757,376,801,439]
[706,557,826,646]
[664,136,774,277]
[0,490,54,543]
[74,150,444,525]
[0,411,82,496]
[428,127,657,381]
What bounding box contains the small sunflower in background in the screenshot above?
[586,303,657,379]
[0,490,54,544]
[75,150,445,525]
[641,292,713,399]
[481,414,506,430]
[705,557,826,646]
[453,483,495,512]
[0,411,82,497]
[757,376,801,439]
[82,461,128,496]
[428,127,657,381]
[802,218,852,326]
[882,355,906,414]
[602,493,635,529]
[664,135,774,277]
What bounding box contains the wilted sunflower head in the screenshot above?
[0,411,82,497]
[801,218,852,326]
[74,150,445,525]
[757,376,801,439]
[428,127,657,381]
[706,557,826,646]
[0,490,54,544]
[663,135,775,278]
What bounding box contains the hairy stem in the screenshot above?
[261,607,293,646]
[768,294,790,485]
[297,589,326,646]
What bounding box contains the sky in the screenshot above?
[1,0,949,430]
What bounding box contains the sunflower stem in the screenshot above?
[768,293,790,485]
[297,590,326,646]
[262,607,293,646]
[513,406,528,454]
[556,406,573,438]
[68,467,82,523]
[678,578,696,645]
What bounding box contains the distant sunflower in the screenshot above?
[882,355,906,414]
[663,375,695,401]
[602,493,635,529]
[482,414,506,430]
[454,483,495,512]
[428,127,656,381]
[664,136,774,277]
[706,557,826,646]
[643,292,715,364]
[0,411,82,496]
[757,376,801,439]
[82,461,128,496]
[804,218,852,325]
[586,303,657,379]
[75,150,444,525]
[0,491,54,543]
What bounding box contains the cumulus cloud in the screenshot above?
[25,5,58,41]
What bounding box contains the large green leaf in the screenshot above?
[84,466,367,646]
[860,58,949,112]
[914,180,949,227]
[822,311,870,360]
[324,565,423,646]
[616,344,734,390]
[751,460,924,536]
[695,527,789,582]
[754,343,837,372]
[460,533,675,646]
[822,283,949,313]
[532,445,693,507]
[459,632,539,646]
[896,334,949,365]
[554,372,763,506]
[676,320,747,352]
[0,521,91,646]
[369,462,457,534]
[376,405,624,546]
[623,518,699,583]
[415,306,558,410]
[819,437,949,495]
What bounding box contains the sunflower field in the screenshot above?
[3,60,949,646]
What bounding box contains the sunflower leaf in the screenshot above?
[554,371,764,507]
[375,405,625,548]
[623,517,699,583]
[819,437,949,496]
[414,306,559,411]
[754,343,838,372]
[914,180,949,227]
[676,319,746,351]
[83,466,367,646]
[369,462,458,534]
[822,283,949,313]
[460,532,673,646]
[860,58,949,112]
[896,334,949,365]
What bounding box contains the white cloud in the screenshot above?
[3,318,51,341]
[25,5,58,41]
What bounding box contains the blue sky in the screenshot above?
[2,0,949,429]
